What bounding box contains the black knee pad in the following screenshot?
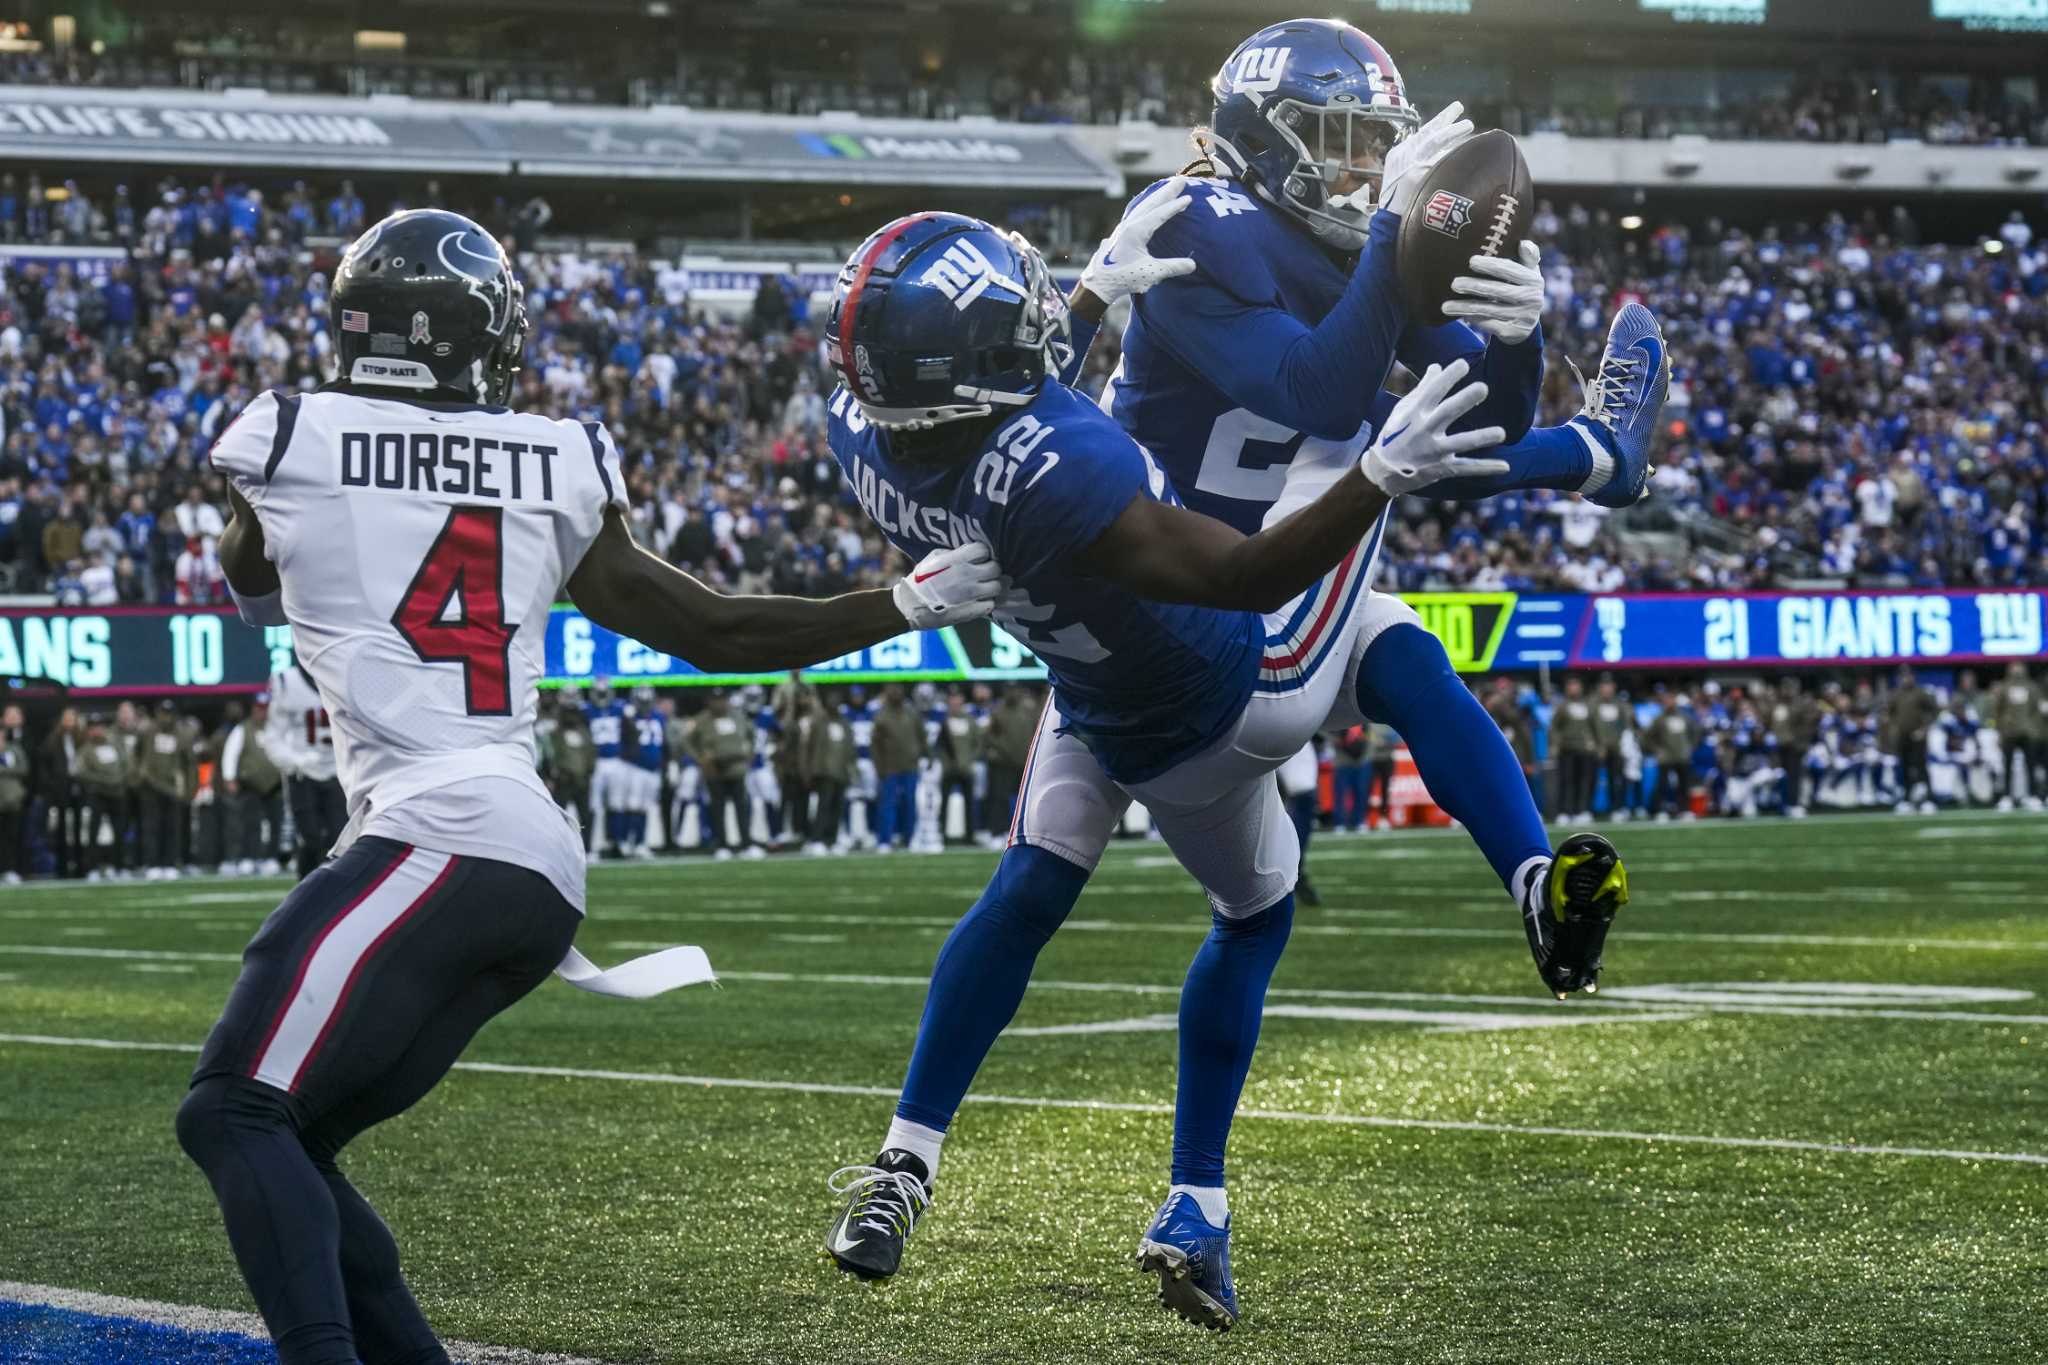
[177,1075,295,1167]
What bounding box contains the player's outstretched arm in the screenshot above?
[1077,361,1505,613]
[567,510,998,673]
[1136,208,1407,442]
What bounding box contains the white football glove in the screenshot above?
[1359,359,1511,497]
[1379,100,1476,220]
[1442,240,1545,345]
[1078,179,1198,307]
[892,542,1002,629]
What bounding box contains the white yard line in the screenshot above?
[2,1031,2041,1168]
[708,969,2048,1027]
[3,946,2044,1026]
[0,1281,613,1365]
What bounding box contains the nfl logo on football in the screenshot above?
[1422,189,1474,238]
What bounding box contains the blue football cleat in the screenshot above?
[1570,302,1669,508]
[1135,1192,1238,1330]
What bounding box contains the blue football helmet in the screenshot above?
[827,212,1069,429]
[1206,18,1419,252]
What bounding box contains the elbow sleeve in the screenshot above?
[230,584,287,628]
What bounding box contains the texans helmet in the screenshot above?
[826,212,1069,429]
[330,208,529,405]
[1206,18,1419,252]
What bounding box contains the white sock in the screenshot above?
[1511,854,1552,915]
[882,1117,946,1180]
[1570,420,1616,494]
[1170,1183,1230,1226]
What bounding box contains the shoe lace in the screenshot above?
[828,1164,930,1238]
[1569,351,1643,432]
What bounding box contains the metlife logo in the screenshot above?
[797,132,1025,164]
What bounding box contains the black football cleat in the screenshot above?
[1520,832,1628,998]
[824,1149,931,1281]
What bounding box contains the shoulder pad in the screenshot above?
[1132,177,1280,308]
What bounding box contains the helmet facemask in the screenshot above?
[1262,96,1416,252]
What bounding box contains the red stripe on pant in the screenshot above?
[244,846,413,1085]
[285,854,460,1094]
[1262,546,1362,671]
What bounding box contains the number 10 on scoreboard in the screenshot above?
[168,613,225,687]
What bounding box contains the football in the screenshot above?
[1396,128,1536,328]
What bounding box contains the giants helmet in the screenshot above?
[826,212,1068,429]
[330,208,529,405]
[1206,18,1419,252]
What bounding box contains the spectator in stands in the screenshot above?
[174,535,223,605]
[74,714,130,880]
[870,685,923,853]
[0,704,26,882]
[220,693,286,874]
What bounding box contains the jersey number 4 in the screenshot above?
[392,507,518,716]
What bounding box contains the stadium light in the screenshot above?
[1620,215,1644,231]
[1984,239,2004,254]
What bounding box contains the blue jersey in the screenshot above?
[584,699,628,758]
[829,380,1259,784]
[630,712,666,773]
[1105,177,1542,536]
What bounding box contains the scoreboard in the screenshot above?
[0,607,294,696]
[3,589,2040,697]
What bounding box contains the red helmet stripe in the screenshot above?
[836,213,933,398]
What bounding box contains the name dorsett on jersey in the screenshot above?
[340,429,565,502]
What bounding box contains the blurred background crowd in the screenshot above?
[0,167,2042,608]
[0,0,2038,879]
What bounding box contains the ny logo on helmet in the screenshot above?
[410,310,432,344]
[1228,46,1291,101]
[919,239,1026,313]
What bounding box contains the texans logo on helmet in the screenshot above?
[1422,190,1475,238]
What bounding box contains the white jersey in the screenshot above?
[263,664,337,782]
[211,385,628,909]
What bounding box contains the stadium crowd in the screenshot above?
[0,168,2042,603]
[13,40,2045,148]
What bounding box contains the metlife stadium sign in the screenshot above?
[0,87,1122,191]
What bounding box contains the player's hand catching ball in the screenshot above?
[893,542,1003,629]
[1075,180,1199,314]
[1442,240,1544,344]
[1358,359,1509,497]
[1379,100,1476,219]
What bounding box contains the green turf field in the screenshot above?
[2,810,2044,1364]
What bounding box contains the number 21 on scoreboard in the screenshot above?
[1705,597,1751,661]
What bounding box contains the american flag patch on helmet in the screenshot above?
[341,309,370,333]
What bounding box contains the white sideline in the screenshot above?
[2,1030,2043,1168]
[0,1280,614,1365]
[7,947,2048,1027]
